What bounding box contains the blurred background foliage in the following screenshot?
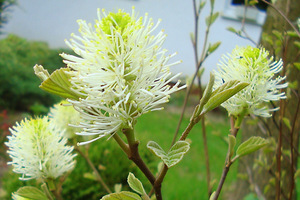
[0,34,75,113]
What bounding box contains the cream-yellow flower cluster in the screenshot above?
[214,46,287,117]
[6,117,76,180]
[58,8,185,144]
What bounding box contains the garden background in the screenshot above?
[0,0,299,199]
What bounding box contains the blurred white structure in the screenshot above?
[1,0,267,83]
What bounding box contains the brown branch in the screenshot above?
[122,128,157,198]
[288,93,300,200]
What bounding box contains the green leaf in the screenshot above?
[287,31,298,37]
[282,117,291,131]
[199,1,206,10]
[101,191,142,200]
[201,80,249,115]
[198,67,205,78]
[236,137,268,158]
[272,30,283,40]
[15,186,48,200]
[294,169,300,179]
[205,12,219,26]
[288,80,297,89]
[228,135,236,159]
[294,62,300,71]
[294,41,300,49]
[147,141,190,168]
[39,68,83,100]
[195,73,215,118]
[207,41,221,54]
[227,27,241,35]
[83,172,97,181]
[127,173,146,195]
[248,0,258,6]
[114,184,122,193]
[190,32,195,44]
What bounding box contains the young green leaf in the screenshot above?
[282,117,291,131]
[147,141,190,168]
[294,63,300,71]
[227,27,241,35]
[38,67,84,100]
[236,136,269,158]
[205,12,219,26]
[127,173,146,196]
[83,172,97,181]
[199,1,206,10]
[15,186,48,200]
[207,41,221,54]
[101,191,142,200]
[294,169,300,179]
[196,73,215,118]
[201,80,248,115]
[294,41,300,49]
[287,31,298,37]
[114,184,122,193]
[248,0,259,6]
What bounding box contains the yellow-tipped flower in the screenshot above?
[57,8,185,144]
[214,46,287,117]
[49,100,81,139]
[5,117,76,180]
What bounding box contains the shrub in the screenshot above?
[0,34,73,112]
[2,135,156,200]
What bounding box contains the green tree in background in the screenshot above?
[0,34,73,112]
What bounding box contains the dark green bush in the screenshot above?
[2,135,156,200]
[0,34,74,111]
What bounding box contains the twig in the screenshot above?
[275,29,288,200]
[171,0,214,145]
[288,92,300,200]
[212,117,240,200]
[121,128,157,198]
[240,3,257,46]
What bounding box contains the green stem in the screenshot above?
[41,183,54,200]
[212,117,242,200]
[45,179,63,200]
[112,133,130,155]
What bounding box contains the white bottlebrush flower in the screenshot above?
[58,8,185,144]
[49,100,81,138]
[214,46,287,117]
[5,116,76,180]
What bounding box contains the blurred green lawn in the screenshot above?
[135,106,236,200]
